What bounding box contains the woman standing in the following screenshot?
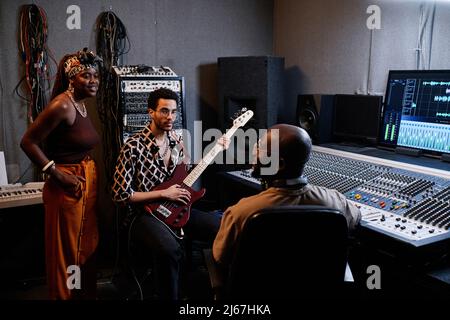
[20,48,102,299]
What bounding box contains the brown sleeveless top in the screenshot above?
[46,111,100,164]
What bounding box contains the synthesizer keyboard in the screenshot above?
[226,145,450,247]
[0,182,45,209]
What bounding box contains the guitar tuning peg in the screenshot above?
[233,107,247,118]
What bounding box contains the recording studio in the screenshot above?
[1,0,450,304]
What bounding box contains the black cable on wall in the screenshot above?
[95,10,131,189]
[17,4,56,122]
[95,11,132,281]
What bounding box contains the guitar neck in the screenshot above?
[183,127,238,187]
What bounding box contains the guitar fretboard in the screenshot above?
[183,126,239,187]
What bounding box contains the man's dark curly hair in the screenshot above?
[147,88,179,111]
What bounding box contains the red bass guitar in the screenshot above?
[144,108,254,229]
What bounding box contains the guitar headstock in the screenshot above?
[232,108,254,128]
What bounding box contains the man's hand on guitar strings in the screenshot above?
[218,136,231,150]
[161,184,191,205]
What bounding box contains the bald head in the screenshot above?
[257,124,312,179]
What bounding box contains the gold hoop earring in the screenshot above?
[68,82,74,93]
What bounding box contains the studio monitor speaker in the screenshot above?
[296,94,335,144]
[218,56,285,131]
[333,94,382,144]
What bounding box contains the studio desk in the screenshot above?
[0,182,45,287]
[218,144,450,296]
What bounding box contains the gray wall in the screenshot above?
[274,0,450,124]
[0,0,274,255]
[0,0,274,183]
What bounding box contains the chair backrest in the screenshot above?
[226,205,349,299]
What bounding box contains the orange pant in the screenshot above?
[43,157,99,300]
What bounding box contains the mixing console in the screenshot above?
[226,146,450,247]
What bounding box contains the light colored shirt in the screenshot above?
[212,184,361,265]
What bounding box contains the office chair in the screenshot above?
[205,205,349,299]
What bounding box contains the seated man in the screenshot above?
[112,88,226,299]
[213,124,361,267]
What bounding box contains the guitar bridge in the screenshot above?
[156,205,171,218]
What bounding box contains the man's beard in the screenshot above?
[251,162,272,190]
[251,162,262,178]
[251,161,272,179]
[156,119,172,131]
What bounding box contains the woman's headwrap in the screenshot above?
[64,48,102,78]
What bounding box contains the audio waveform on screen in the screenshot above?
[422,81,450,86]
[397,120,450,153]
[434,96,450,102]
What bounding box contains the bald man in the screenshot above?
[213,124,361,266]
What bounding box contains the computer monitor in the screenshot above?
[333,94,382,145]
[378,70,450,155]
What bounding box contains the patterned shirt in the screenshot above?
[112,125,184,204]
